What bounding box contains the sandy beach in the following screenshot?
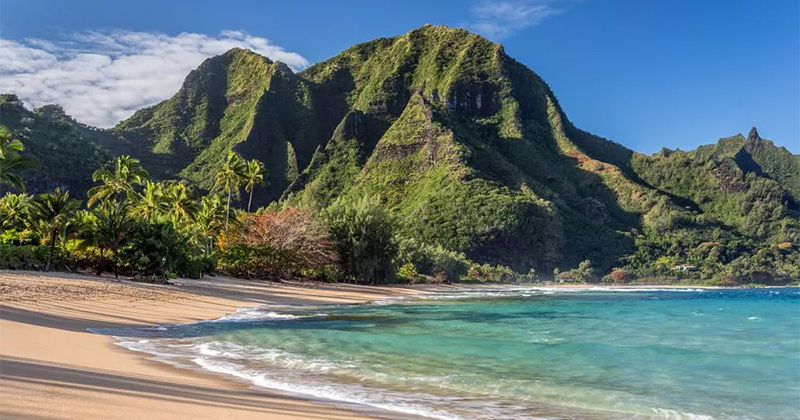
[0,270,741,420]
[0,270,430,420]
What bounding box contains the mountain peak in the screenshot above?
[747,126,761,141]
[222,47,269,60]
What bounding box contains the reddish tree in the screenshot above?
[609,269,632,284]
[225,208,337,277]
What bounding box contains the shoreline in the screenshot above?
[0,271,769,420]
[0,270,433,420]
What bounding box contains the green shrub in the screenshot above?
[556,259,597,283]
[323,195,398,284]
[398,238,470,281]
[217,243,294,279]
[122,221,195,280]
[0,244,49,269]
[396,262,420,282]
[0,229,38,245]
[466,263,515,282]
[177,253,216,279]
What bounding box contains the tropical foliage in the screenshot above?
[0,25,797,285]
[29,188,80,271]
[323,195,399,284]
[218,208,336,278]
[0,127,38,191]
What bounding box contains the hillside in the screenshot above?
[1,25,797,281]
[0,94,110,194]
[110,48,324,205]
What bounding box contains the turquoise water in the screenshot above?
[104,287,800,420]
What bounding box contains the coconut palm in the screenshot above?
[0,129,38,191]
[163,181,198,225]
[30,188,80,271]
[0,128,25,160]
[87,155,149,207]
[92,201,136,278]
[0,192,32,231]
[194,195,226,254]
[243,159,268,212]
[214,152,246,242]
[135,181,168,222]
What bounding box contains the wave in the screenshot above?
[115,332,725,420]
[650,408,715,420]
[419,286,708,301]
[191,357,466,420]
[217,307,327,322]
[95,289,791,420]
[113,337,470,420]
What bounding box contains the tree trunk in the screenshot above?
[247,188,254,213]
[113,244,118,279]
[225,189,231,244]
[97,247,105,276]
[45,229,57,272]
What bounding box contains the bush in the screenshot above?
[396,262,420,282]
[0,229,39,245]
[122,221,194,280]
[0,244,49,269]
[219,208,337,278]
[466,263,515,282]
[556,259,596,283]
[324,195,398,284]
[603,268,633,284]
[218,243,294,279]
[177,253,215,279]
[398,238,470,281]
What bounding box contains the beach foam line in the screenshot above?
[417,287,708,300]
[191,356,467,420]
[109,329,563,420]
[110,334,471,420]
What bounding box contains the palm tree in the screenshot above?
[135,181,168,222]
[87,155,149,207]
[92,201,135,278]
[0,192,32,231]
[30,188,80,271]
[0,129,38,191]
[243,159,268,212]
[214,152,246,243]
[194,195,226,254]
[0,128,25,160]
[163,181,198,225]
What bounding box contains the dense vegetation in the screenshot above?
[1,25,797,285]
[0,146,516,282]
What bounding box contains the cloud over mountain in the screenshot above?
[0,30,308,128]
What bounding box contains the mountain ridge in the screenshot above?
[2,24,797,280]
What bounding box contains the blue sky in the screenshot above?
[1,0,797,153]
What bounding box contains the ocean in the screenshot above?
[95,287,800,420]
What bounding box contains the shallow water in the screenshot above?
[96,287,800,420]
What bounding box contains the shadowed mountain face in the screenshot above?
[2,25,798,275]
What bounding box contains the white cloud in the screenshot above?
[0,30,309,128]
[465,1,565,39]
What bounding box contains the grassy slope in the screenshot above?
[2,25,797,277]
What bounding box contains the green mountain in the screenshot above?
[0,94,110,194]
[111,48,324,205]
[2,25,797,280]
